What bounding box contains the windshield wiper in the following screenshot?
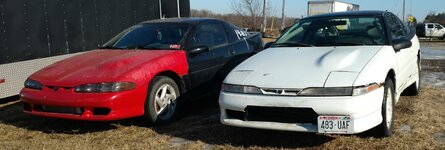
[125,46,163,50]
[99,45,124,49]
[316,42,366,46]
[332,42,366,46]
[273,42,315,47]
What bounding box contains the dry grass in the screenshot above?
[262,38,276,43]
[0,87,444,150]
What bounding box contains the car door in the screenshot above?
[385,13,416,92]
[222,22,251,72]
[425,24,434,37]
[433,24,445,37]
[186,21,233,90]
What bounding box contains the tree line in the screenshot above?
[424,12,445,25]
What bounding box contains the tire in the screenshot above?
[376,78,396,137]
[440,34,445,40]
[403,58,421,96]
[144,76,180,125]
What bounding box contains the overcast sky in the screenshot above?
[190,0,445,21]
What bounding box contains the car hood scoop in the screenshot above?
[225,46,383,88]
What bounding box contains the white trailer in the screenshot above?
[308,0,359,16]
[0,54,81,99]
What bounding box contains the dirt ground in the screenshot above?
[1,43,444,149]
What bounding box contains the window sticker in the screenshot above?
[234,30,248,39]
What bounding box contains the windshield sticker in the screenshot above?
[169,44,181,49]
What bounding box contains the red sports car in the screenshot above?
[20,18,263,124]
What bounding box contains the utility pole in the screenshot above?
[402,0,406,22]
[262,0,268,33]
[177,0,181,18]
[159,0,163,19]
[281,0,286,30]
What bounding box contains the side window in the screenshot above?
[188,22,228,48]
[427,24,434,29]
[436,24,443,29]
[224,23,241,43]
[386,14,406,40]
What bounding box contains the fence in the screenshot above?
[0,0,190,64]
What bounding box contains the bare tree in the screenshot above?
[230,0,263,30]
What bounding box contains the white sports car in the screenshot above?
[219,11,420,137]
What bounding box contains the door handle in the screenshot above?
[229,50,235,55]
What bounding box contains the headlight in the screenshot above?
[299,83,383,96]
[299,87,353,96]
[24,79,43,90]
[74,82,136,93]
[222,84,262,94]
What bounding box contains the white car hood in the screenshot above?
[225,46,383,88]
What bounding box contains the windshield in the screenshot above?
[275,16,388,47]
[102,23,191,50]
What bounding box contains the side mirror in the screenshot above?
[392,39,412,52]
[189,45,209,55]
[264,42,274,49]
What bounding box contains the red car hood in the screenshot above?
[30,49,187,87]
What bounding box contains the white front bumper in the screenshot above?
[219,88,384,134]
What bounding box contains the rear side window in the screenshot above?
[188,22,228,48]
[224,23,248,43]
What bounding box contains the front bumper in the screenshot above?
[219,88,384,134]
[20,86,147,121]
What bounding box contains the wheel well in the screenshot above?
[387,69,396,87]
[418,50,421,63]
[155,71,185,94]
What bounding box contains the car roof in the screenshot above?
[303,10,387,20]
[141,17,221,25]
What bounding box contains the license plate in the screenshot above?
[317,116,353,134]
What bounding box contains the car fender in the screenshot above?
[113,51,189,93]
[354,46,398,89]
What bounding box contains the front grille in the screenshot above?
[34,105,84,115]
[45,86,72,92]
[260,88,301,96]
[93,108,111,116]
[226,106,318,124]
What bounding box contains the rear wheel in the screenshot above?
[376,78,395,137]
[144,76,180,125]
[440,34,445,40]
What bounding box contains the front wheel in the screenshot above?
[376,78,396,137]
[144,76,180,125]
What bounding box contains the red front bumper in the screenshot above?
[20,86,147,121]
